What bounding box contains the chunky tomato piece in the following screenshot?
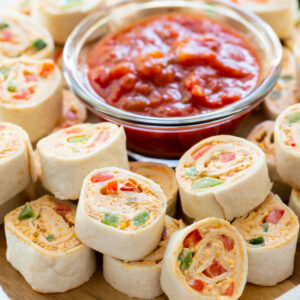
[0,124,6,130]
[106,180,118,194]
[91,172,114,183]
[110,62,135,80]
[266,208,285,225]
[56,203,72,217]
[120,181,137,192]
[220,152,236,163]
[90,66,110,87]
[188,279,206,293]
[183,229,203,248]
[220,234,234,251]
[192,144,213,161]
[225,281,235,296]
[203,260,227,278]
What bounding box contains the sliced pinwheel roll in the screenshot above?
[130,162,178,217]
[37,123,129,200]
[103,216,184,299]
[54,89,87,131]
[4,195,96,293]
[275,104,300,189]
[31,0,105,44]
[289,189,300,242]
[0,58,62,142]
[263,47,297,120]
[0,122,36,207]
[233,0,298,39]
[247,121,291,202]
[233,193,299,286]
[176,135,271,221]
[161,217,247,300]
[0,11,53,59]
[75,167,167,261]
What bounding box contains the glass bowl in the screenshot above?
[63,0,282,161]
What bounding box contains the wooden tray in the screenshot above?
[1,110,299,300]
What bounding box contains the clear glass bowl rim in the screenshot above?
[63,0,282,128]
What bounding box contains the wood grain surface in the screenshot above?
[0,110,299,300]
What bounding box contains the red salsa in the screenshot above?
[88,14,259,118]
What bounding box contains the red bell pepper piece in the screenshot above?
[56,203,72,217]
[203,260,227,278]
[188,279,206,293]
[25,74,38,82]
[1,29,12,42]
[12,87,34,100]
[120,181,137,192]
[225,281,235,296]
[91,172,114,183]
[95,130,110,143]
[220,152,236,163]
[183,229,203,248]
[39,62,55,77]
[266,208,285,225]
[192,144,213,161]
[220,234,234,251]
[106,180,118,194]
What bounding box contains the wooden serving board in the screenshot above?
[0,109,299,300]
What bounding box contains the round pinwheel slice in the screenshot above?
[161,217,247,300]
[4,195,96,293]
[0,58,62,142]
[0,11,53,59]
[264,47,297,120]
[31,0,105,44]
[103,216,184,299]
[176,135,271,221]
[75,167,167,261]
[233,193,299,286]
[0,122,36,207]
[233,0,298,39]
[275,103,300,189]
[53,89,87,131]
[130,162,178,217]
[289,189,300,242]
[37,123,129,200]
[247,121,291,201]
